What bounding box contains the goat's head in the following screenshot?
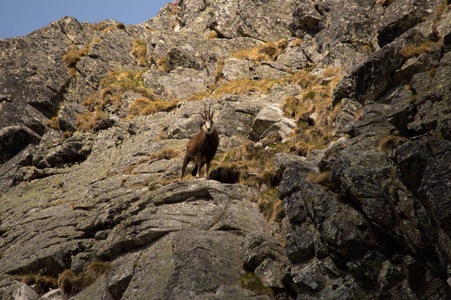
[201,106,215,134]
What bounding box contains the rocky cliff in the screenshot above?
[1,0,450,299]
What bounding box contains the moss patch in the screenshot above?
[240,272,274,297]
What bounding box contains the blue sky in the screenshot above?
[0,0,173,39]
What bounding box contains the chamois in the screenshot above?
[180,107,219,180]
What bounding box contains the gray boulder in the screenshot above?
[120,230,243,300]
[175,0,295,40]
[0,276,38,300]
[143,67,211,100]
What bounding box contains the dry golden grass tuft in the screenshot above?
[58,261,111,295]
[148,148,183,160]
[378,135,408,152]
[399,41,436,58]
[85,261,112,278]
[128,98,153,116]
[63,45,90,77]
[132,39,149,67]
[206,30,219,39]
[102,26,117,33]
[146,177,180,191]
[215,78,278,96]
[280,67,343,156]
[157,57,171,73]
[269,136,315,157]
[63,46,89,67]
[257,188,284,224]
[291,38,303,47]
[46,116,60,130]
[188,77,278,101]
[233,39,288,62]
[214,59,225,85]
[127,97,179,118]
[13,274,36,286]
[13,261,110,296]
[307,171,334,189]
[57,270,79,294]
[124,164,137,175]
[406,94,418,104]
[124,157,152,175]
[13,274,58,294]
[281,69,320,89]
[281,96,299,118]
[211,142,279,188]
[187,91,211,102]
[76,110,104,132]
[92,21,125,32]
[187,63,337,104]
[83,71,155,112]
[157,123,167,141]
[58,131,74,144]
[167,1,179,15]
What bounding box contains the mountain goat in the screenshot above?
[180,107,219,180]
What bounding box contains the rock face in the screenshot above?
[1,0,451,299]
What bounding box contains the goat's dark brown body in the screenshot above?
[181,108,219,180]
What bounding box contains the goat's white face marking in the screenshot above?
[203,120,214,134]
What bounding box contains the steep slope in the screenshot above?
[0,0,450,299]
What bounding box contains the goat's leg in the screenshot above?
[196,153,202,178]
[191,165,198,177]
[205,159,210,179]
[181,155,190,180]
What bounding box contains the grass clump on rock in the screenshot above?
[13,274,58,295]
[127,97,179,118]
[156,57,171,73]
[378,135,408,152]
[399,41,436,58]
[77,71,178,131]
[76,110,104,132]
[281,67,343,156]
[58,261,111,295]
[63,45,90,78]
[208,142,283,224]
[188,78,279,101]
[148,148,183,160]
[211,142,278,187]
[131,39,149,67]
[257,188,284,224]
[84,71,155,112]
[233,39,288,62]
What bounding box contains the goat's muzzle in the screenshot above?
[203,121,214,133]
